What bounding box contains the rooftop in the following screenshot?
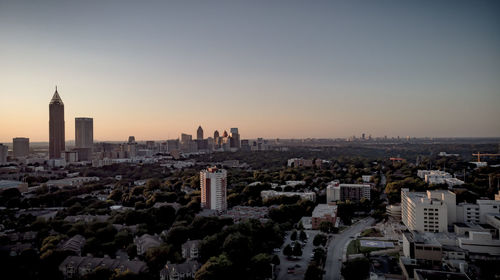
[312,204,337,218]
[414,269,471,280]
[0,180,25,188]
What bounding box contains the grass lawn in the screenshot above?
[346,239,360,255]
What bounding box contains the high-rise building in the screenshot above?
[0,144,8,164]
[49,87,65,159]
[180,133,193,152]
[13,137,29,158]
[197,126,203,140]
[128,136,136,143]
[213,130,220,148]
[200,167,227,212]
[326,183,371,202]
[75,118,93,150]
[229,128,240,148]
[74,118,93,161]
[401,188,456,233]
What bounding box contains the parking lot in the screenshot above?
[276,229,320,280]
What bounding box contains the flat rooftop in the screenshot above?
[312,204,337,217]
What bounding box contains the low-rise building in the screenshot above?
[417,170,464,186]
[386,204,402,220]
[261,190,316,202]
[134,234,162,255]
[46,177,99,188]
[223,206,269,223]
[160,261,200,280]
[413,269,471,280]
[456,199,500,224]
[457,231,500,255]
[64,215,110,223]
[311,204,337,229]
[0,180,28,193]
[181,240,200,260]
[59,256,148,279]
[402,231,443,266]
[60,235,86,256]
[287,158,313,168]
[362,175,373,183]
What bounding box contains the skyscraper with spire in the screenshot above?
[49,87,65,159]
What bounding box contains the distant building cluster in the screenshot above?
[1,88,277,168]
[417,170,464,187]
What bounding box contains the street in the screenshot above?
[323,217,375,280]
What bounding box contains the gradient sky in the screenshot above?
[1,0,499,142]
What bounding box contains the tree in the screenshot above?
[195,254,233,280]
[297,220,305,230]
[299,230,307,241]
[283,244,293,257]
[319,221,334,233]
[312,247,326,265]
[292,243,302,256]
[290,230,297,241]
[126,244,137,259]
[222,233,251,263]
[305,263,323,280]
[313,234,327,247]
[166,226,189,246]
[250,253,273,280]
[342,257,370,280]
[271,254,280,266]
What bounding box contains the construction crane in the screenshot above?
[472,152,500,162]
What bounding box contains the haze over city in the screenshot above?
[1,0,499,142]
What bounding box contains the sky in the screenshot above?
[1,0,499,142]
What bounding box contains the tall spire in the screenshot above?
[50,86,63,105]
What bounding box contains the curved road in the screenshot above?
[323,217,375,280]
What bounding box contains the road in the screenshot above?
[323,217,375,280]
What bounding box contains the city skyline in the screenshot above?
[1,1,500,142]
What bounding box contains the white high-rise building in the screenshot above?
[401,188,456,233]
[326,182,340,202]
[200,167,227,212]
